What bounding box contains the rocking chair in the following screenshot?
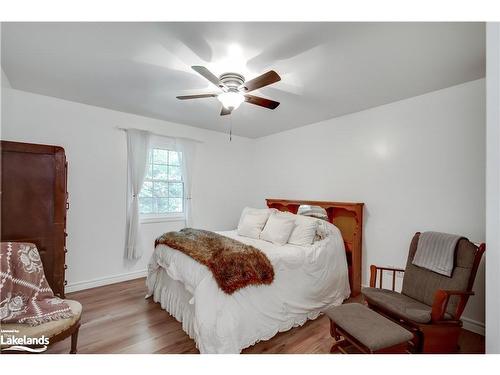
[362,232,484,353]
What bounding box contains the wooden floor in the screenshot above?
[46,278,485,354]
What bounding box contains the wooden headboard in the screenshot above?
[266,199,364,297]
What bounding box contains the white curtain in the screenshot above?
[175,139,197,227]
[126,129,151,259]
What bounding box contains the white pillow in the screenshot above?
[287,214,320,246]
[315,219,340,241]
[297,205,329,220]
[260,213,296,245]
[283,211,334,243]
[237,207,271,239]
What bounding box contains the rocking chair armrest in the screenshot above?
[369,265,406,289]
[431,289,475,322]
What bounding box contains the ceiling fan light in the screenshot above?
[217,92,244,110]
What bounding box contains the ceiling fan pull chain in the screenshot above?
[229,116,233,142]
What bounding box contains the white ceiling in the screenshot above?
[1,22,485,138]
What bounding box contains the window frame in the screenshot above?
[138,145,185,224]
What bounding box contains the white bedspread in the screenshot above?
[146,226,350,353]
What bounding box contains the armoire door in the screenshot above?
[1,141,68,297]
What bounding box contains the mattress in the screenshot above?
[146,227,350,353]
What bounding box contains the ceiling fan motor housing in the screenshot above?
[219,72,245,91]
[177,66,280,114]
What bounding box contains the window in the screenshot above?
[139,148,183,217]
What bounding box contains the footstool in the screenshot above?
[325,303,413,354]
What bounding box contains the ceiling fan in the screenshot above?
[176,66,281,116]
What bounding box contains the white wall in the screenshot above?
[252,79,486,332]
[1,88,255,291]
[0,27,7,141]
[1,79,487,333]
[1,68,11,88]
[486,23,500,353]
[0,25,10,89]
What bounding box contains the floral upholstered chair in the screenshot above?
[1,242,82,354]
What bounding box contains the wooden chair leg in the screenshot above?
[329,319,341,341]
[330,337,349,353]
[329,319,349,353]
[70,325,80,354]
[419,325,461,353]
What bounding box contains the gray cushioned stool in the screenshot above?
[325,303,413,354]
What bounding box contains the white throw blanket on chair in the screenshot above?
[412,231,462,277]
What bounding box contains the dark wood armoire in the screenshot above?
[1,141,68,298]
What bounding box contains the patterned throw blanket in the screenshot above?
[0,242,73,326]
[155,228,274,294]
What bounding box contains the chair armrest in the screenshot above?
[369,265,405,289]
[431,290,475,322]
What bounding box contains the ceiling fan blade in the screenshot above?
[220,106,232,116]
[244,95,280,110]
[192,66,225,90]
[176,93,218,100]
[242,70,281,92]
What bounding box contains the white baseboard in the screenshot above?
[66,269,147,293]
[462,316,485,336]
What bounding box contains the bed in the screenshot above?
[146,199,364,353]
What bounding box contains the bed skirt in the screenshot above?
[146,267,325,353]
[148,268,197,343]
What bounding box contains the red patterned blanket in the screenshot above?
[0,242,73,326]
